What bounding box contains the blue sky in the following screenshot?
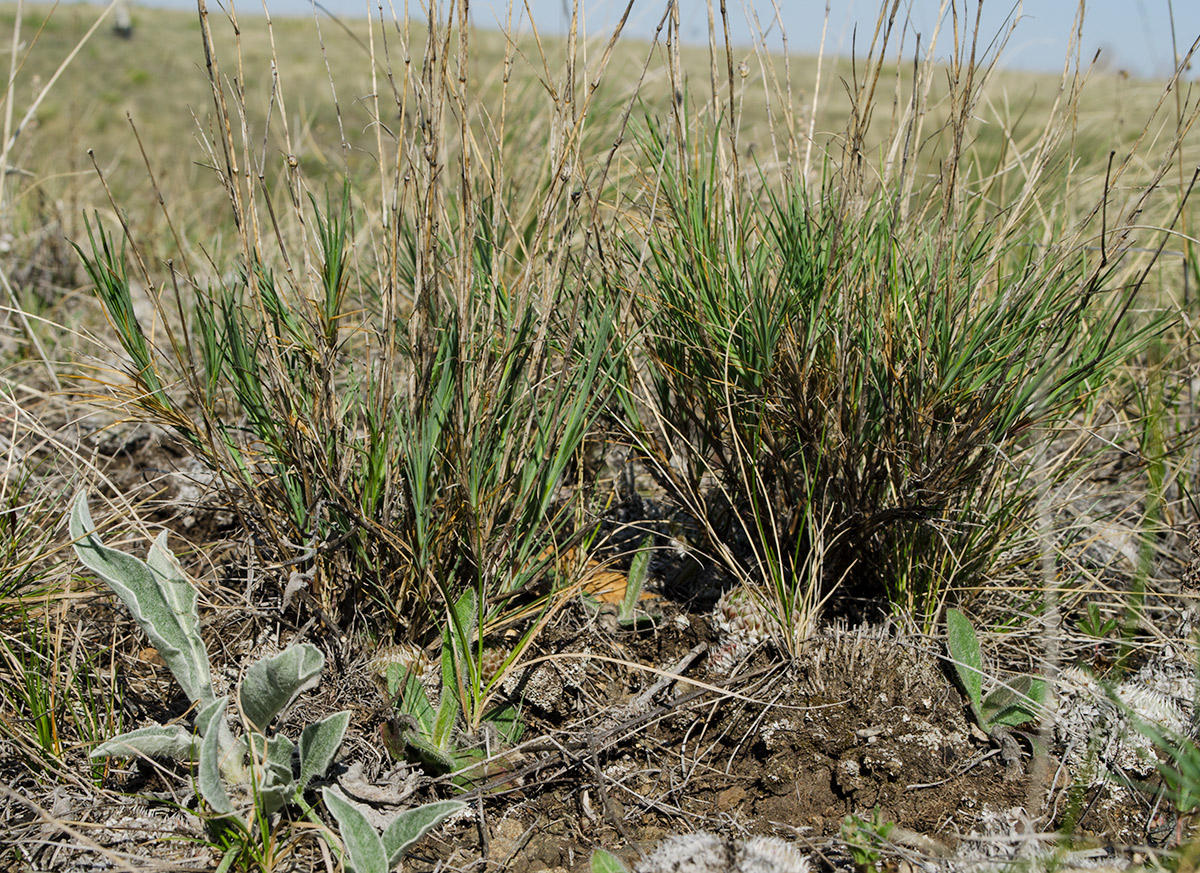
[142,0,1200,79]
[468,2,1200,78]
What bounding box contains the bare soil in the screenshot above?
[0,416,1183,873]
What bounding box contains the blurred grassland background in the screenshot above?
[6,3,1196,262]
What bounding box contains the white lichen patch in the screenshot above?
[1056,663,1193,787]
[760,718,798,750]
[502,651,588,714]
[634,831,810,873]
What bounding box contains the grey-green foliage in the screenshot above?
[1125,706,1200,821]
[71,492,211,707]
[70,493,349,824]
[1116,639,1200,821]
[946,607,1045,733]
[321,788,465,873]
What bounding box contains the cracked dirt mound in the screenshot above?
[405,617,1033,873]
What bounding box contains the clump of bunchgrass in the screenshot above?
[612,2,1193,655]
[66,0,663,725]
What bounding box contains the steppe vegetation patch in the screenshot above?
[2,2,1200,871]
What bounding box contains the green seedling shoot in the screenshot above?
[618,536,657,629]
[1078,602,1120,641]
[841,807,896,870]
[946,607,1045,734]
[378,589,523,786]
